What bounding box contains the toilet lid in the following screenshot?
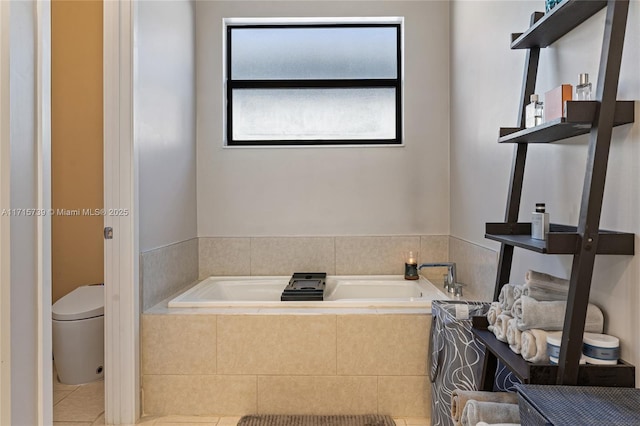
[52,285,104,321]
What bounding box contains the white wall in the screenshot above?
[136,0,197,252]
[451,1,640,381]
[196,1,450,237]
[8,1,39,423]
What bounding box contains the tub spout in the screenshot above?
[417,262,457,293]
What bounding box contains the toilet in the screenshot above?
[52,284,105,385]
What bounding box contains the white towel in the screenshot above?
[506,318,522,354]
[488,313,512,343]
[450,390,518,426]
[521,329,550,363]
[487,301,502,326]
[512,295,604,333]
[460,400,521,426]
[523,270,569,301]
[498,284,523,311]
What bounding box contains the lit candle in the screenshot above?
[407,251,416,265]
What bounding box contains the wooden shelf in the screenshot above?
[485,223,634,255]
[498,101,634,143]
[486,0,634,386]
[511,0,607,49]
[471,324,635,387]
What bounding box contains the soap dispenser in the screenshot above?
[576,73,592,100]
[531,203,550,240]
[525,94,544,128]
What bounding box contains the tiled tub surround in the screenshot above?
[198,235,450,280]
[141,238,199,311]
[141,310,431,417]
[138,234,501,418]
[448,237,498,301]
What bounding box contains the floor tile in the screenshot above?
[54,389,74,405]
[217,416,241,426]
[53,380,105,422]
[92,412,105,425]
[53,422,93,426]
[401,418,429,425]
[392,419,406,426]
[155,416,220,424]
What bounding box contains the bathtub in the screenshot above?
[168,275,449,308]
[145,275,448,417]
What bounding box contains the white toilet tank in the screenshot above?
[52,284,104,385]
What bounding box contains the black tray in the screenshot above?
[281,272,326,301]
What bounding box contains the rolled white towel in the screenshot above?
[526,270,568,285]
[513,296,604,333]
[460,400,520,426]
[498,284,523,311]
[450,390,518,425]
[476,423,521,426]
[521,329,550,363]
[489,313,511,343]
[523,270,569,301]
[487,301,502,326]
[506,318,522,354]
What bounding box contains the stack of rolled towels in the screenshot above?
[450,389,520,426]
[487,270,605,363]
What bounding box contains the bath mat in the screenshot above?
[237,415,396,426]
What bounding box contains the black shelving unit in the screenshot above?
[477,0,636,387]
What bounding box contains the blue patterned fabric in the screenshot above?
[546,0,561,13]
[430,300,521,426]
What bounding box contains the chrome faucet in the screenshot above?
[417,262,460,294]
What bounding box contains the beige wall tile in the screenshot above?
[335,236,420,275]
[217,315,336,375]
[142,314,216,375]
[419,236,450,282]
[257,376,377,415]
[337,315,430,375]
[250,237,335,276]
[141,238,199,311]
[142,375,257,416]
[420,235,449,263]
[378,376,431,418]
[199,237,251,278]
[449,237,497,301]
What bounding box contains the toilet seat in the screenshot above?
[52,285,104,321]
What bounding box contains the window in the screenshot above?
[225,19,402,146]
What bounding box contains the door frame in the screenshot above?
[0,0,11,422]
[103,0,140,423]
[0,1,53,424]
[36,0,53,424]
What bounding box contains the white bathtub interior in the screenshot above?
[168,275,449,308]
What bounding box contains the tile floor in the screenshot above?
[53,363,105,425]
[53,365,429,426]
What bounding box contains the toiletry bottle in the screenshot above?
[576,73,592,100]
[531,203,550,240]
[525,94,544,128]
[404,251,418,280]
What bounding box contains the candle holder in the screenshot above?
[404,251,419,280]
